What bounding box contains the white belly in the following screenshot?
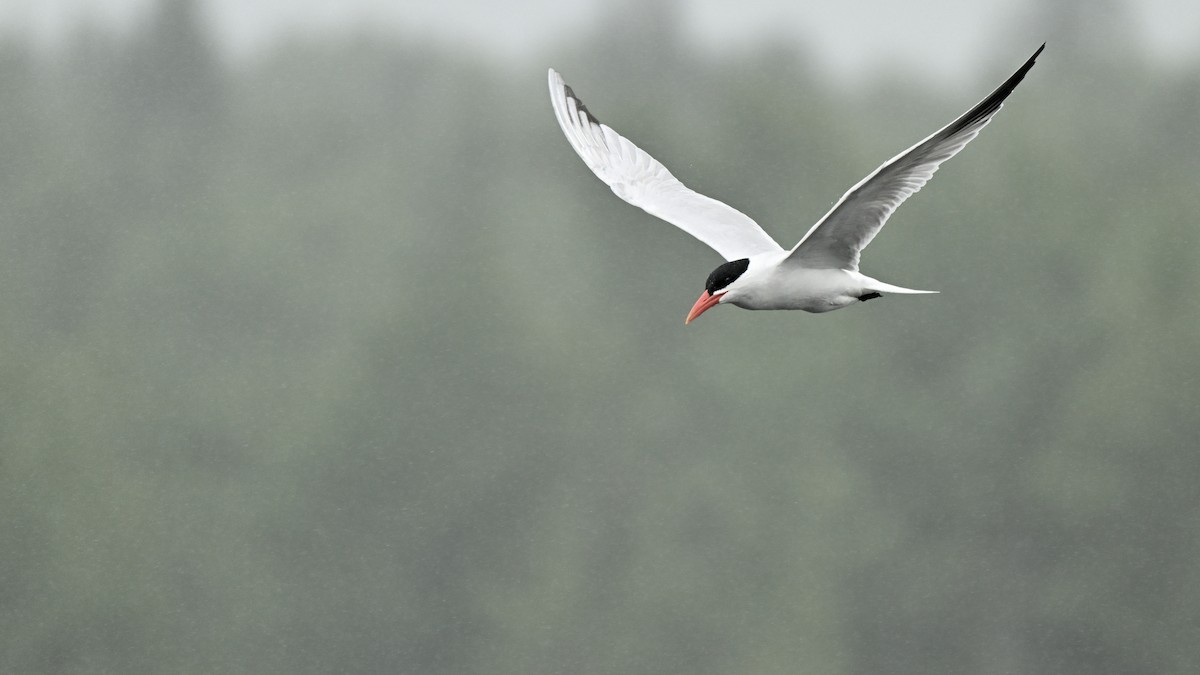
[728,267,867,313]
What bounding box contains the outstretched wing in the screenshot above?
[786,43,1044,271]
[548,69,783,262]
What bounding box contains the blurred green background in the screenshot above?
[1,0,1198,673]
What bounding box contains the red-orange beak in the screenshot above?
[685,290,723,324]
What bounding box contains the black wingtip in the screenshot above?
[941,43,1045,139]
[562,83,601,127]
[1010,43,1046,86]
[1018,43,1046,79]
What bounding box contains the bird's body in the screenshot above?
[548,44,1044,323]
[716,253,934,314]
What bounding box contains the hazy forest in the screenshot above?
[1,1,1198,673]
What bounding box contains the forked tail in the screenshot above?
[868,280,939,295]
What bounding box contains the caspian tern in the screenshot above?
[548,44,1043,324]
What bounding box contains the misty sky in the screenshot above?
[1,0,1198,83]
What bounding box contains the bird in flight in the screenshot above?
[548,44,1043,324]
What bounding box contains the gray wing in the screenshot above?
[549,69,783,262]
[786,44,1044,271]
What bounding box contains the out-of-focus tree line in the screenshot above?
[0,1,1197,673]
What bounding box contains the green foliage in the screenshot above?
[0,2,1197,673]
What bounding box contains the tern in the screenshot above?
[548,44,1043,324]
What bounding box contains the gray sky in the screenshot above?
[1,0,1198,83]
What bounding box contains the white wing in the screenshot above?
[786,44,1044,271]
[548,69,782,262]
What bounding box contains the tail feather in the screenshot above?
[868,280,939,295]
